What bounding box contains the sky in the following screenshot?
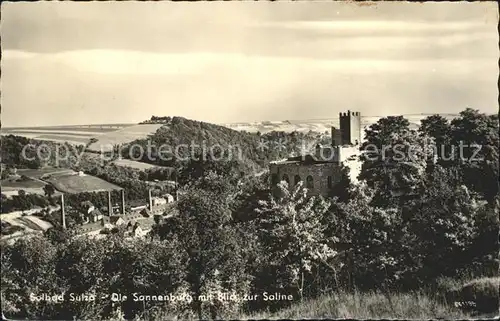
[1,1,498,127]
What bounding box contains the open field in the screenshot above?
[1,175,49,196]
[112,158,170,170]
[86,124,164,152]
[11,167,122,194]
[2,124,134,132]
[1,133,91,146]
[221,114,459,133]
[45,173,122,194]
[1,208,58,244]
[1,209,57,233]
[17,168,76,179]
[1,123,136,146]
[2,115,458,151]
[35,134,96,144]
[1,178,46,189]
[3,130,104,137]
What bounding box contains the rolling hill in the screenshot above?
[2,113,460,150]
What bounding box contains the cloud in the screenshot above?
[1,50,39,59]
[250,20,490,31]
[2,47,496,128]
[3,49,493,77]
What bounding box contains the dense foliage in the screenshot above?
[123,116,322,170]
[1,109,498,319]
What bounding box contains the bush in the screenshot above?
[444,277,500,315]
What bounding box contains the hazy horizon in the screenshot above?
[1,1,498,127]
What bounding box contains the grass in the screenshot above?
[17,168,76,179]
[1,179,46,189]
[36,134,93,144]
[241,291,473,320]
[112,158,168,170]
[46,174,122,194]
[1,176,47,196]
[1,125,131,133]
[2,124,136,147]
[118,291,475,321]
[86,124,164,152]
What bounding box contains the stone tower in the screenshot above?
[339,110,361,146]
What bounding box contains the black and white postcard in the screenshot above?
[1,1,498,320]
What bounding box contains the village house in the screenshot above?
[79,201,104,224]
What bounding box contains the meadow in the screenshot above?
[45,173,123,194]
[86,124,164,152]
[120,277,500,320]
[1,174,49,197]
[1,124,133,146]
[112,158,169,170]
[3,116,440,150]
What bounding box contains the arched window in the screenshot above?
[306,175,314,189]
[271,173,279,185]
[282,174,290,184]
[294,175,302,186]
[327,176,333,189]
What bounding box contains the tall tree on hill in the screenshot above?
[178,151,242,187]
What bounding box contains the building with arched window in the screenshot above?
[269,110,362,197]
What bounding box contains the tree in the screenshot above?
[45,227,72,245]
[1,166,15,179]
[328,163,352,203]
[449,108,499,204]
[162,176,250,319]
[419,114,452,164]
[101,238,188,319]
[1,236,63,319]
[256,181,337,301]
[362,116,411,149]
[178,152,242,187]
[359,116,412,196]
[359,125,435,207]
[43,184,56,199]
[332,184,409,293]
[404,164,480,282]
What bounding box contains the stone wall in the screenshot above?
[270,162,343,196]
